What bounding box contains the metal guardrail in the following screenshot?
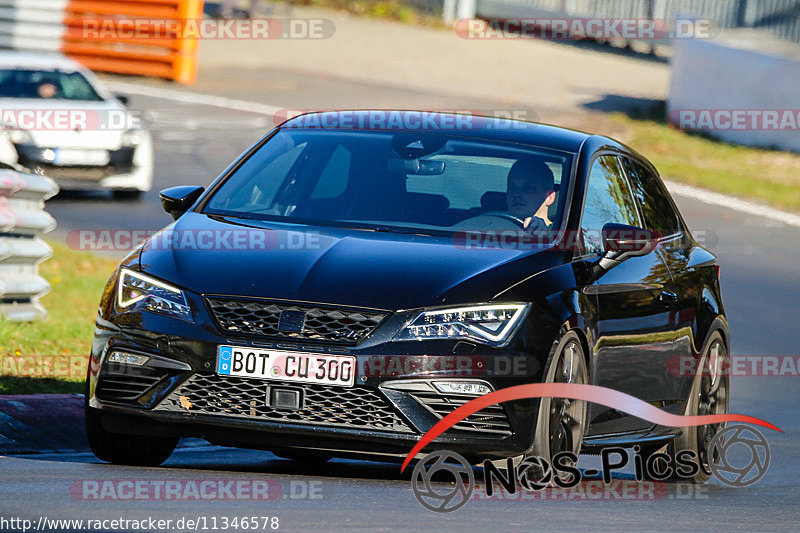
[0,0,203,83]
[0,169,58,322]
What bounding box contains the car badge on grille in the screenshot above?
[278,310,306,332]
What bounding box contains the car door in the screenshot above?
[621,157,697,407]
[579,154,678,436]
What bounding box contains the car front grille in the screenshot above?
[15,144,134,180]
[410,390,513,436]
[155,374,413,433]
[205,298,388,344]
[36,165,116,180]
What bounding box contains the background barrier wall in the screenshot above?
[668,32,800,152]
[0,0,203,83]
[0,169,58,321]
[444,0,800,51]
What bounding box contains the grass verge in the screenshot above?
[609,114,800,212]
[560,108,800,212]
[0,241,117,394]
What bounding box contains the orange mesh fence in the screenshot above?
[0,0,203,83]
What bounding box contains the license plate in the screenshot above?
[53,148,109,166]
[216,345,356,387]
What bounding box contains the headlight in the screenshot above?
[393,304,529,347]
[121,128,144,147]
[116,268,192,321]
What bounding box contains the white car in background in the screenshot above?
[0,52,153,199]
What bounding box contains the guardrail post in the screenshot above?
[456,0,477,21]
[0,170,59,322]
[736,0,749,27]
[443,0,456,25]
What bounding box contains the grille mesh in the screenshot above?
[36,165,115,180]
[96,364,167,403]
[206,298,388,344]
[411,391,513,435]
[155,374,412,433]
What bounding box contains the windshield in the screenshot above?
[204,130,574,237]
[0,68,104,101]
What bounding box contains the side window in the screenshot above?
[311,145,350,199]
[580,155,639,254]
[621,158,681,237]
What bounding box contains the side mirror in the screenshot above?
[594,223,657,272]
[114,93,130,106]
[159,186,205,220]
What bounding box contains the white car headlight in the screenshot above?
[393,304,529,347]
[121,128,144,147]
[117,268,192,321]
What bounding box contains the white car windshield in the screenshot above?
[0,68,104,101]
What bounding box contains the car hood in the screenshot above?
[0,97,129,149]
[138,213,559,311]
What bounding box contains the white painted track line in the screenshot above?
[107,81,800,228]
[664,181,800,228]
[105,81,283,117]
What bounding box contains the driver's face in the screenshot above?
[37,83,56,99]
[506,174,550,219]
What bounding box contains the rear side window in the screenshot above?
[405,155,511,209]
[406,155,565,211]
[580,155,639,254]
[622,158,681,237]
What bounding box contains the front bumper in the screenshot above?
[9,138,153,192]
[87,299,549,461]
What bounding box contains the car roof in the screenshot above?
[279,110,592,153]
[0,51,84,71]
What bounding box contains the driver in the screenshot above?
[37,82,57,99]
[506,158,556,232]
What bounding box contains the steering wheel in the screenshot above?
[479,211,528,228]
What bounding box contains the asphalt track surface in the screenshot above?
[3,70,799,532]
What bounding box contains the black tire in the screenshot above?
[519,331,589,480]
[641,331,729,483]
[272,448,333,463]
[672,331,729,483]
[112,190,143,201]
[85,402,178,467]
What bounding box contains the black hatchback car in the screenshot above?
[86,111,729,483]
